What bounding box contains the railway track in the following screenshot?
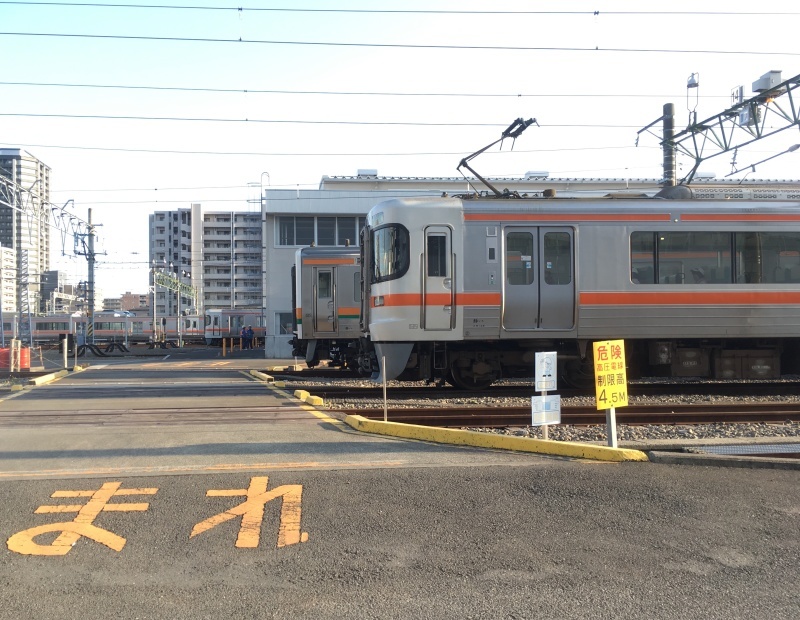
[279,380,800,400]
[0,405,323,427]
[341,402,800,428]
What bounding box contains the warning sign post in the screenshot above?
[592,340,628,448]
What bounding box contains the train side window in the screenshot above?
[630,232,656,284]
[506,232,534,285]
[735,231,800,284]
[427,234,448,277]
[318,271,332,298]
[543,232,571,285]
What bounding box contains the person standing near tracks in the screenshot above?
[246,325,255,350]
[241,325,249,350]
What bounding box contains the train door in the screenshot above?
[423,225,454,331]
[314,268,335,333]
[502,227,574,331]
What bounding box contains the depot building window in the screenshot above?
[277,216,367,247]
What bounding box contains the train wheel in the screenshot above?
[561,358,595,390]
[447,365,495,390]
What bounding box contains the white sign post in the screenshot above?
[532,352,560,439]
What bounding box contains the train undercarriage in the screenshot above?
[362,337,798,390]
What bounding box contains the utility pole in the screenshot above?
[662,103,676,187]
[87,208,95,344]
[74,207,101,345]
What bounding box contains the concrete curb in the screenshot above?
[648,450,800,470]
[249,370,274,383]
[25,364,87,387]
[28,369,69,386]
[344,415,649,462]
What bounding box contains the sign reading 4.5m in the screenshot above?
[592,340,628,410]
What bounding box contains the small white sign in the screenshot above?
[535,351,557,391]
[531,395,561,426]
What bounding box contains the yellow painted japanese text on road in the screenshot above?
[190,476,308,548]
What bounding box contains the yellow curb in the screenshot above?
[268,366,286,372]
[305,395,324,406]
[274,381,286,388]
[293,389,310,401]
[10,384,24,392]
[249,369,274,382]
[343,415,649,463]
[28,369,69,386]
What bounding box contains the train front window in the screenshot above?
[371,224,410,283]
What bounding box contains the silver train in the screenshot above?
[1,309,264,346]
[350,184,800,388]
[290,246,362,369]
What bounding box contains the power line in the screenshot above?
[1,31,797,56]
[0,80,712,99]
[0,112,646,128]
[2,2,797,17]
[6,140,648,158]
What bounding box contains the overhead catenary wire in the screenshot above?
[1,31,797,56]
[1,2,797,17]
[0,80,731,100]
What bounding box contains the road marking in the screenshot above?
[191,476,308,548]
[0,460,408,480]
[7,482,158,556]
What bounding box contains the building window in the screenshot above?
[276,312,293,335]
[277,216,365,247]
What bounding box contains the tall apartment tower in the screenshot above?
[0,149,51,314]
[148,204,262,316]
[0,244,17,318]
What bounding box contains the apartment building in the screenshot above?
[0,244,16,316]
[148,203,262,316]
[0,149,51,314]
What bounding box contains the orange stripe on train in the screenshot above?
[580,291,800,305]
[302,258,358,265]
[465,213,672,222]
[372,293,501,308]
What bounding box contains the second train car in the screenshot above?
[291,246,362,369]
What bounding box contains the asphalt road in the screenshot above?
[0,355,797,619]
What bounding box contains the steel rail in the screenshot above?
[342,403,800,427]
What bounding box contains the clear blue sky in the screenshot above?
[2,1,799,297]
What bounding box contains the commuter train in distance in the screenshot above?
[291,246,361,369]
[2,309,264,347]
[357,184,800,389]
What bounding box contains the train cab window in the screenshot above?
[371,224,410,283]
[427,234,448,277]
[506,232,534,285]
